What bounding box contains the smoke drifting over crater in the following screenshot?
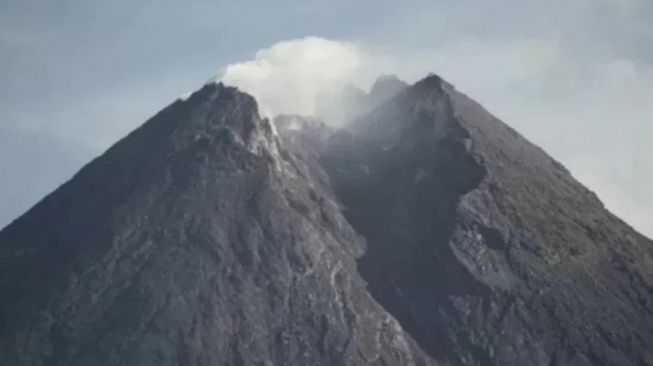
[220,36,652,238]
[220,37,369,122]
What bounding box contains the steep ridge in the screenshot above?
[0,83,433,365]
[321,75,653,365]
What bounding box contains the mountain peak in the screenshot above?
[368,74,409,104]
[165,81,280,160]
[322,72,653,365]
[2,72,653,366]
[0,79,432,366]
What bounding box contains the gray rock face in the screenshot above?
[322,75,653,365]
[0,83,432,366]
[1,74,652,366]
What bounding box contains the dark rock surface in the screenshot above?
[322,75,653,365]
[0,83,432,366]
[1,74,652,366]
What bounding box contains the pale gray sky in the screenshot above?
[1,0,651,237]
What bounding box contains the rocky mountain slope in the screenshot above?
[321,75,653,365]
[1,74,652,366]
[0,83,431,366]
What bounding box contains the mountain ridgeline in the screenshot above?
[1,74,652,366]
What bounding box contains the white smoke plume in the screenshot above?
[220,37,369,120]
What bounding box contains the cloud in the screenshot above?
[220,37,367,119]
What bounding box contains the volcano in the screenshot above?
[1,74,652,366]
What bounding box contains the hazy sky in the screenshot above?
[1,0,651,237]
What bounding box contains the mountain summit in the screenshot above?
[1,75,652,366]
